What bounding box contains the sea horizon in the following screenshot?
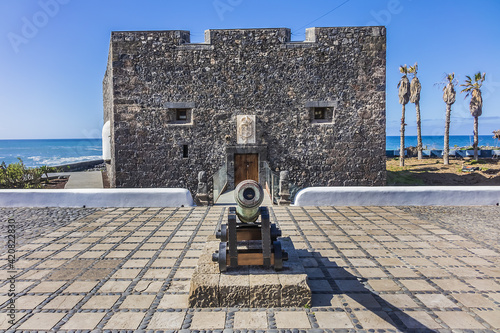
[0,135,499,167]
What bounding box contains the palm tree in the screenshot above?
[442,73,457,165]
[461,72,486,161]
[397,65,411,167]
[409,63,422,159]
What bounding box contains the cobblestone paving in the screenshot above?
[0,206,498,332]
[0,208,101,254]
[400,206,500,251]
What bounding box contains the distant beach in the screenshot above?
[0,139,102,167]
[0,136,498,168]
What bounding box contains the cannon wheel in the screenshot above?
[219,224,227,242]
[260,206,271,267]
[273,240,283,270]
[218,242,227,272]
[270,224,281,241]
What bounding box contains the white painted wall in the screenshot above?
[102,120,111,161]
[0,189,195,208]
[294,187,500,206]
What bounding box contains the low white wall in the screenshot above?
[0,189,195,208]
[293,187,500,207]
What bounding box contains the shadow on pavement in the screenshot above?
[299,249,438,332]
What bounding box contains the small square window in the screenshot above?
[176,109,188,121]
[309,107,333,124]
[314,108,326,120]
[166,108,192,125]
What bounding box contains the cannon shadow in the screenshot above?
[297,249,439,332]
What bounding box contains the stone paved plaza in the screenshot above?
[0,206,499,332]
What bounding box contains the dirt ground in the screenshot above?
[386,157,500,186]
[41,177,68,189]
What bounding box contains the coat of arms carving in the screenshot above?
[237,115,256,144]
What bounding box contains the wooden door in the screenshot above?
[234,154,259,186]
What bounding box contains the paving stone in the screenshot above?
[394,310,442,329]
[120,294,156,309]
[17,312,65,330]
[343,293,381,309]
[311,294,344,307]
[82,295,120,309]
[415,294,456,308]
[104,312,145,330]
[314,311,354,328]
[367,279,401,292]
[62,312,106,330]
[354,310,397,329]
[98,280,131,292]
[472,309,500,327]
[64,280,98,293]
[399,279,437,292]
[43,295,84,309]
[274,311,311,329]
[29,281,66,293]
[159,294,189,308]
[379,294,418,308]
[147,311,186,330]
[435,311,486,329]
[452,293,497,308]
[111,268,141,279]
[356,267,387,278]
[233,311,268,329]
[432,278,472,291]
[190,311,226,330]
[308,279,334,293]
[15,295,46,309]
[465,278,500,291]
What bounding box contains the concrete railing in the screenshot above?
[293,186,500,207]
[0,189,195,208]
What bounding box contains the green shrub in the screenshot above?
[0,158,48,189]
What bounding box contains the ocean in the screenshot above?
[0,139,103,167]
[386,135,499,150]
[0,136,499,168]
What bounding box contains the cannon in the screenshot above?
[212,180,288,272]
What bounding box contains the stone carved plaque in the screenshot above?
[237,115,256,144]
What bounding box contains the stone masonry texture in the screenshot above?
[103,27,386,192]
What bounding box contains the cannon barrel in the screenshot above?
[234,180,264,223]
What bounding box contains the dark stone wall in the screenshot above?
[104,27,386,193]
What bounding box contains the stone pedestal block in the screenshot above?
[250,274,281,307]
[188,273,219,307]
[219,274,250,307]
[188,236,311,308]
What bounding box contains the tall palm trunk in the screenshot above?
[398,67,410,167]
[400,104,406,167]
[410,74,422,160]
[443,78,456,165]
[415,101,422,160]
[444,104,451,165]
[474,116,479,161]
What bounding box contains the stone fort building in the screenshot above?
[103,26,386,199]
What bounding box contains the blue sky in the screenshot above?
[0,0,499,139]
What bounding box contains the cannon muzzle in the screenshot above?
[234,180,264,223]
